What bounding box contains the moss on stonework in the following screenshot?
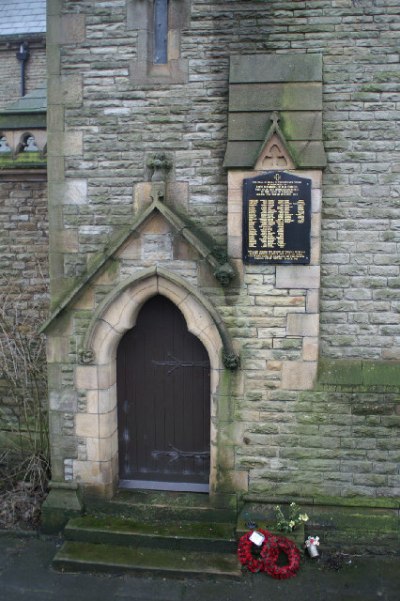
[0,151,46,169]
[171,204,227,264]
[375,71,400,82]
[318,358,400,389]
[68,515,233,539]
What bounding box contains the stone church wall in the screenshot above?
[45,0,400,502]
[0,40,46,110]
[0,39,48,427]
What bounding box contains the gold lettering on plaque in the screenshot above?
[249,199,258,248]
[297,199,305,223]
[243,172,311,264]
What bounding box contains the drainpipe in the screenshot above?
[16,41,30,97]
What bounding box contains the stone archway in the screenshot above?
[73,269,227,498]
[117,294,211,491]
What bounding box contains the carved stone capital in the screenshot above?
[223,350,240,371]
[78,348,95,365]
[214,262,235,287]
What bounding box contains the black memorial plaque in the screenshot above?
[243,171,311,264]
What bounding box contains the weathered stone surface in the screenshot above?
[36,0,400,503]
[229,83,322,112]
[230,54,323,84]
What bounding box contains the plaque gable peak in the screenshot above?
[254,111,295,171]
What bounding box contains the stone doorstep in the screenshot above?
[53,514,240,579]
[64,515,237,554]
[53,541,242,579]
[52,490,241,578]
[83,489,237,524]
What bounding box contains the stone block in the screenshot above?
[117,237,141,260]
[312,188,322,213]
[99,408,117,439]
[142,212,172,235]
[63,179,88,205]
[74,460,103,484]
[174,237,198,261]
[62,74,83,108]
[230,53,322,84]
[127,0,148,29]
[47,44,61,75]
[311,212,322,237]
[75,414,99,438]
[47,16,61,45]
[165,182,189,209]
[168,29,180,60]
[41,481,82,534]
[75,365,98,390]
[73,287,95,310]
[142,233,173,261]
[87,435,117,462]
[47,104,64,133]
[224,142,259,169]
[276,265,320,289]
[228,205,242,238]
[86,390,99,414]
[227,470,249,493]
[98,384,117,413]
[310,236,321,265]
[133,183,153,214]
[287,313,319,337]
[64,130,83,156]
[281,361,317,390]
[228,235,242,259]
[303,337,319,361]
[229,112,323,143]
[97,362,116,390]
[230,83,322,112]
[61,14,86,44]
[228,170,257,190]
[60,229,79,253]
[50,389,78,413]
[46,336,70,363]
[291,141,327,168]
[90,320,116,363]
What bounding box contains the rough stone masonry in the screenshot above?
[40,0,400,521]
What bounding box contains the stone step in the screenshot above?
[64,515,237,553]
[53,541,242,579]
[85,489,237,524]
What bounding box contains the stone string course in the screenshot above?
[43,0,400,499]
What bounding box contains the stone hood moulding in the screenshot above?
[40,197,239,367]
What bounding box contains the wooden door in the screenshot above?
[117,295,210,491]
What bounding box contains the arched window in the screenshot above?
[16,132,39,154]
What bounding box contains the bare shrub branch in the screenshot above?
[0,270,50,527]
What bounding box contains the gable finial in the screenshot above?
[271,111,280,127]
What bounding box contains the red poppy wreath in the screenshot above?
[261,534,301,579]
[237,529,301,579]
[237,529,272,573]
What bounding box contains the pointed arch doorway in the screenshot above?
[117,295,211,492]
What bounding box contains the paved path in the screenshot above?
[0,532,398,601]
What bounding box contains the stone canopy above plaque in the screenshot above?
[243,171,311,265]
